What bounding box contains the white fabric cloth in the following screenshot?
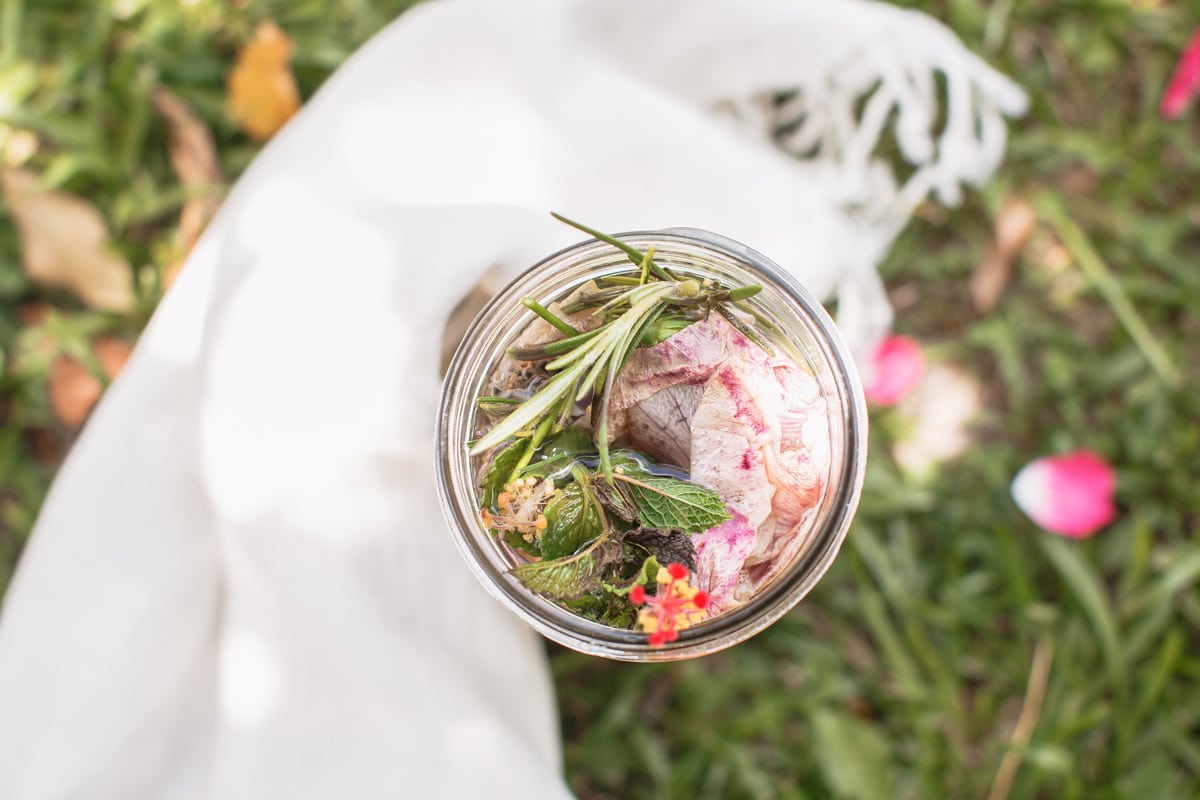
[0,1,1023,797]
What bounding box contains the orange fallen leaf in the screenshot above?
[970,197,1037,313]
[225,21,302,141]
[151,86,225,286]
[1,167,136,312]
[47,336,133,428]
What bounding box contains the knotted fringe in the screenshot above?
[723,8,1027,351]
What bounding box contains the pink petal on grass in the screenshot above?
[1011,450,1118,538]
[1162,28,1200,120]
[864,335,925,406]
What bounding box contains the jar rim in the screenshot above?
[436,227,868,661]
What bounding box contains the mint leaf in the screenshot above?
[501,530,541,558]
[540,481,604,559]
[513,550,598,600]
[625,529,697,572]
[562,590,637,628]
[513,534,626,601]
[613,473,730,532]
[479,439,526,510]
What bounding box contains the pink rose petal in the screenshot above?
[864,335,925,406]
[1011,450,1118,538]
[1162,28,1200,120]
[693,510,756,614]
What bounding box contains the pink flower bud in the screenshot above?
[1011,450,1118,538]
[864,335,925,406]
[1162,28,1200,120]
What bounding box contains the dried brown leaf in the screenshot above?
[151,86,225,286]
[970,198,1038,313]
[225,21,301,141]
[1,168,135,312]
[970,250,1011,314]
[152,87,222,189]
[995,199,1038,256]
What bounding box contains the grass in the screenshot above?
[2,1,1199,798]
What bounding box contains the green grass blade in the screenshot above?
[1037,536,1125,695]
[1037,196,1180,389]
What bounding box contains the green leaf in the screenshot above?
[810,709,896,800]
[540,481,604,560]
[625,529,697,572]
[1116,748,1189,798]
[475,396,521,415]
[521,296,580,337]
[613,473,730,532]
[592,476,639,523]
[603,554,661,597]
[727,284,762,302]
[501,529,541,558]
[513,549,599,600]
[639,314,691,347]
[517,453,575,479]
[562,588,637,628]
[479,439,526,510]
[540,426,595,460]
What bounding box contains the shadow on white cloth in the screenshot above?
[0,1,1023,797]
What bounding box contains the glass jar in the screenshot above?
[436,228,867,661]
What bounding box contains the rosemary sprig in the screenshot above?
[715,303,775,357]
[471,215,770,483]
[522,297,580,336]
[551,212,674,281]
[469,281,677,461]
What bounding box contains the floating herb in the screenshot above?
[539,469,605,559]
[512,550,601,601]
[479,439,527,509]
[512,533,619,600]
[625,529,697,573]
[610,471,731,532]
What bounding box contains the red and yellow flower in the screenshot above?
[630,562,709,646]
